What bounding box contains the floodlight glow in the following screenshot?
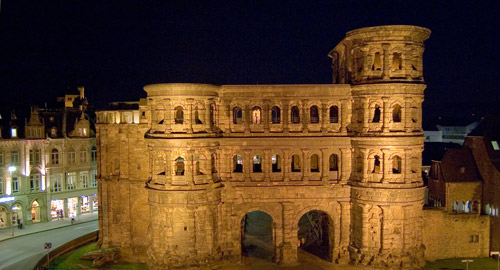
[8,166,16,172]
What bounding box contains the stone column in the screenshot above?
[244,103,250,133]
[204,100,211,131]
[361,149,368,182]
[381,148,389,183]
[282,100,289,134]
[382,43,390,80]
[340,148,351,183]
[243,149,251,181]
[404,97,412,132]
[279,202,298,265]
[320,148,328,181]
[321,100,328,133]
[263,149,271,181]
[302,149,310,182]
[186,98,194,133]
[340,99,349,133]
[382,97,390,132]
[404,148,411,183]
[283,149,290,182]
[222,99,231,133]
[165,99,172,133]
[263,99,270,134]
[362,100,369,133]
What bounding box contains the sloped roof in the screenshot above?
[439,148,482,182]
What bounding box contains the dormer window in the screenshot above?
[11,128,17,138]
[50,127,57,137]
[492,141,499,150]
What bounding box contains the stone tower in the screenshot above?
[96,25,430,269]
[330,25,430,267]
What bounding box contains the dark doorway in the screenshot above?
[297,210,332,261]
[241,211,274,262]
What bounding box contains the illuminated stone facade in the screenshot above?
[96,25,430,269]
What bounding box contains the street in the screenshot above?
[0,220,97,270]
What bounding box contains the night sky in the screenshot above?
[1,1,500,125]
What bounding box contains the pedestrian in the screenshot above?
[19,219,23,229]
[71,217,75,225]
[17,219,21,229]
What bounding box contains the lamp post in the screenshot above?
[461,259,473,270]
[7,165,16,236]
[491,251,500,270]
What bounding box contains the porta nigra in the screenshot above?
[96,25,431,269]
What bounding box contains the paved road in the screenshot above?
[0,220,97,270]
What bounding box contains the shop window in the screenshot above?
[194,106,202,124]
[31,200,40,223]
[310,106,319,123]
[174,106,184,124]
[175,157,185,176]
[271,106,281,124]
[291,106,300,123]
[330,106,339,123]
[233,155,243,173]
[233,107,243,124]
[253,155,262,172]
[252,107,262,124]
[372,105,381,123]
[392,155,402,174]
[392,53,402,70]
[372,52,382,70]
[68,148,76,164]
[393,104,401,122]
[310,154,319,172]
[372,155,381,173]
[272,154,281,172]
[329,154,338,171]
[291,154,301,172]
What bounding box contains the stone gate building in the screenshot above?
[96,25,431,269]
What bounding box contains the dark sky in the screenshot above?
[1,1,500,124]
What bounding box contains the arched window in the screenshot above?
[175,157,185,176]
[175,106,184,124]
[459,201,465,212]
[253,155,262,172]
[68,148,76,164]
[272,154,281,172]
[291,154,301,172]
[453,201,458,212]
[233,107,243,124]
[91,146,97,162]
[373,105,381,123]
[80,146,87,163]
[372,155,381,173]
[252,107,261,124]
[392,53,402,70]
[310,154,319,172]
[194,106,202,124]
[329,106,339,123]
[392,155,402,174]
[271,106,281,124]
[233,155,243,173]
[329,154,338,171]
[195,157,201,175]
[291,106,300,123]
[393,104,401,122]
[372,52,382,70]
[310,106,319,123]
[51,149,59,165]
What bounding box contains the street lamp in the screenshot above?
[8,165,16,236]
[491,251,500,270]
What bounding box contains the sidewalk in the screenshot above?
[0,212,98,242]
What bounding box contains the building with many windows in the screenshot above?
[0,87,97,229]
[96,25,437,269]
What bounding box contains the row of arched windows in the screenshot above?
[174,105,212,125]
[357,155,403,174]
[51,147,97,165]
[232,154,339,173]
[371,52,403,71]
[452,200,479,213]
[485,204,499,217]
[371,104,402,123]
[232,106,339,125]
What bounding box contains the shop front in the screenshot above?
[31,200,41,223]
[11,203,23,225]
[92,193,98,211]
[80,196,90,213]
[0,205,8,228]
[68,197,78,217]
[50,199,64,219]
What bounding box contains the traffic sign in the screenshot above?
[44,242,52,249]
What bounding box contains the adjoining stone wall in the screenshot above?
[423,209,490,261]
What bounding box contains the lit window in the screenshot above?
[12,177,19,193]
[11,128,17,138]
[67,172,76,190]
[80,172,89,188]
[30,174,40,191]
[272,154,281,172]
[492,141,499,150]
[233,155,243,173]
[253,155,262,172]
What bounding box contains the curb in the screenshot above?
[0,219,98,243]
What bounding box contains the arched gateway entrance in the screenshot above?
[297,210,333,261]
[241,211,274,262]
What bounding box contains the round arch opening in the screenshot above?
[31,200,41,223]
[297,210,333,262]
[241,210,274,262]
